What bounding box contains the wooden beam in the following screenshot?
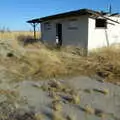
[33,23,36,39]
[30,23,39,39]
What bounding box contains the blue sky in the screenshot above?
[0,0,119,31]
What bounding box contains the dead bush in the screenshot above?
[17,35,39,46]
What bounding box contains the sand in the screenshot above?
[0,76,120,120]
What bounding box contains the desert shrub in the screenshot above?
[17,35,39,46]
[85,46,120,83]
[0,89,46,120]
[7,52,14,57]
[60,46,87,56]
[0,89,33,120]
[0,37,120,83]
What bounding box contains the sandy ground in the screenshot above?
[0,76,120,120]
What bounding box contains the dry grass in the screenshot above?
[34,113,45,120]
[84,105,95,114]
[102,88,109,95]
[0,31,40,40]
[61,46,120,83]
[52,111,65,120]
[71,93,80,104]
[66,114,76,120]
[52,99,62,111]
[0,32,120,83]
[0,89,31,120]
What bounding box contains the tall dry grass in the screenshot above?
[0,32,120,83]
[0,31,40,40]
[88,46,120,83]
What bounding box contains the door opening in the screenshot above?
[56,23,62,47]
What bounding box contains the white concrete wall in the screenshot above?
[41,15,89,48]
[88,16,120,50]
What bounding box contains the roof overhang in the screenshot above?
[27,9,101,23]
[27,8,120,24]
[27,18,42,23]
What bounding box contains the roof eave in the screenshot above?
[27,19,42,23]
[26,9,94,23]
[26,8,120,24]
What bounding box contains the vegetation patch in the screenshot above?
[0,33,120,84]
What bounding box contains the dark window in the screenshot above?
[96,19,107,28]
[68,19,78,30]
[44,22,51,30]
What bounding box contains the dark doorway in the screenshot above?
[56,23,62,47]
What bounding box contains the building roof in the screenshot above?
[27,9,104,23]
[27,8,120,24]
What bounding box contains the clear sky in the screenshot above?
[0,0,119,31]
